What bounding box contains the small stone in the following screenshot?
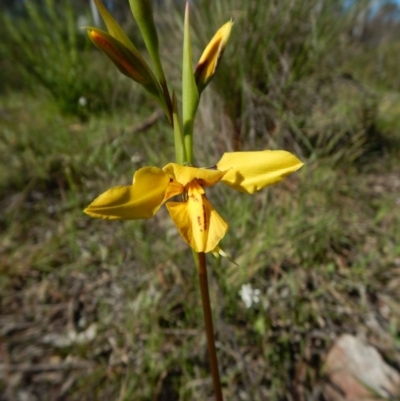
[323,334,400,401]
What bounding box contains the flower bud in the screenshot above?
[88,29,147,83]
[194,21,233,93]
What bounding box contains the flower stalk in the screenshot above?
[198,252,223,401]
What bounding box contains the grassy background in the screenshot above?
[1,0,400,400]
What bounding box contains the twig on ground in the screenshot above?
[0,361,93,374]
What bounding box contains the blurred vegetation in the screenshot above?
[0,0,139,118]
[1,0,400,400]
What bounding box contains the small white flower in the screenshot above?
[239,283,261,309]
[78,96,88,107]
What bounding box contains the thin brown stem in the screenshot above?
[197,252,223,401]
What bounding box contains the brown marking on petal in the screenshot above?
[194,61,208,85]
[202,204,207,231]
[195,39,221,80]
[197,215,203,232]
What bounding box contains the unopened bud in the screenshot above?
[88,29,149,84]
[194,21,233,93]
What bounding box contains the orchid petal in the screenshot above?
[163,163,225,187]
[84,167,169,220]
[217,150,304,194]
[163,179,184,202]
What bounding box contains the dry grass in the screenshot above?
[1,88,400,400]
[1,0,400,399]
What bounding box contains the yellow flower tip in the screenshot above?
[194,20,233,91]
[88,29,113,50]
[83,185,133,220]
[87,29,104,46]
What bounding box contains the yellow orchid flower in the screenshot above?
[84,150,303,253]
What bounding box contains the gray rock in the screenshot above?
[323,334,400,401]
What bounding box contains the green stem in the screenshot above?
[160,79,173,125]
[184,130,193,164]
[197,252,223,401]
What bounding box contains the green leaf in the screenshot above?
[182,3,199,164]
[128,0,172,121]
[128,0,165,84]
[172,92,186,165]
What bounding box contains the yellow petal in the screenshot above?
[165,181,228,253]
[84,167,169,220]
[163,163,225,187]
[163,179,184,202]
[216,150,304,194]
